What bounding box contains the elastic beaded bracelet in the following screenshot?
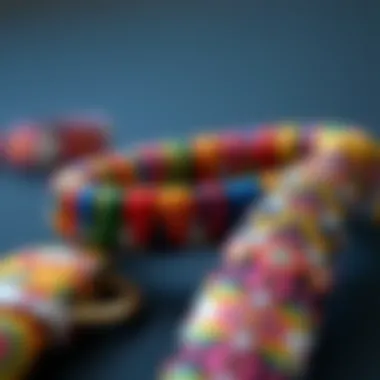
[53,177,265,249]
[52,123,309,189]
[3,115,110,171]
[50,122,377,250]
[49,122,318,249]
[160,129,379,380]
[47,121,379,380]
[0,244,141,379]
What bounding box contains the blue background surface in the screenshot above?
[0,0,380,378]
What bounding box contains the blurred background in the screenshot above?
[1,0,380,378]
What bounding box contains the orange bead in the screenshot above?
[192,134,221,180]
[314,127,376,162]
[275,123,301,162]
[156,186,194,246]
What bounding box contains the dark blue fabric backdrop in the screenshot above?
[1,0,380,378]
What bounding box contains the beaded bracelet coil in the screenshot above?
[50,121,380,380]
[0,244,141,380]
[23,121,378,380]
[160,127,379,379]
[3,115,110,170]
[51,123,309,249]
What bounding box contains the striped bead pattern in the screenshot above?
[51,123,317,249]
[54,177,264,249]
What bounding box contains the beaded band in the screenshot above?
[50,123,319,249]
[0,244,141,379]
[161,129,379,379]
[50,121,379,379]
[3,115,110,170]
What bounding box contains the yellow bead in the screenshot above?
[0,311,44,380]
[276,123,301,161]
[260,170,281,192]
[315,128,376,161]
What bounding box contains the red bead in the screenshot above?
[195,181,229,242]
[218,132,251,175]
[123,187,157,248]
[55,117,109,162]
[247,127,279,169]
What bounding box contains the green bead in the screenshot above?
[92,185,122,248]
[163,141,194,182]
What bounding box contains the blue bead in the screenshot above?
[76,185,97,236]
[223,176,263,225]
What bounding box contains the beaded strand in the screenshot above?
[49,121,380,380]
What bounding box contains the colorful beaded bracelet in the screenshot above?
[3,115,110,171]
[161,128,379,379]
[51,122,378,248]
[2,121,378,379]
[0,244,141,379]
[49,121,380,380]
[50,123,312,249]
